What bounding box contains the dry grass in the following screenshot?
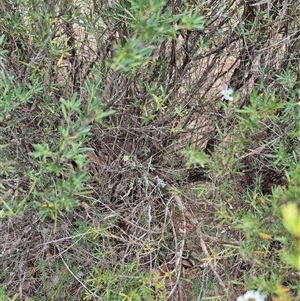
[1,0,299,300]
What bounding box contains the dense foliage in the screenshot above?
[0,0,299,300]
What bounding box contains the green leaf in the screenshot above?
[183,146,210,168]
[282,203,300,238]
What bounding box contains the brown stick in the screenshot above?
[171,191,228,293]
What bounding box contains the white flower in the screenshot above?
[221,87,234,101]
[237,290,266,301]
[157,178,167,188]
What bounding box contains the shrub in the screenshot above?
[0,0,299,300]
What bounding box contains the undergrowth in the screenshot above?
[0,0,299,300]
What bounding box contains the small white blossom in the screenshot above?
[237,290,266,301]
[221,87,234,101]
[157,178,167,188]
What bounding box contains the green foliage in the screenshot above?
[183,145,210,168]
[29,91,113,229]
[183,65,300,298]
[0,290,19,301]
[84,263,167,301]
[110,0,205,73]
[236,91,284,133]
[1,0,300,300]
[279,164,300,270]
[0,71,42,122]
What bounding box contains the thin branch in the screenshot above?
[171,191,228,293]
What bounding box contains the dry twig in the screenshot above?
[171,190,228,293]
